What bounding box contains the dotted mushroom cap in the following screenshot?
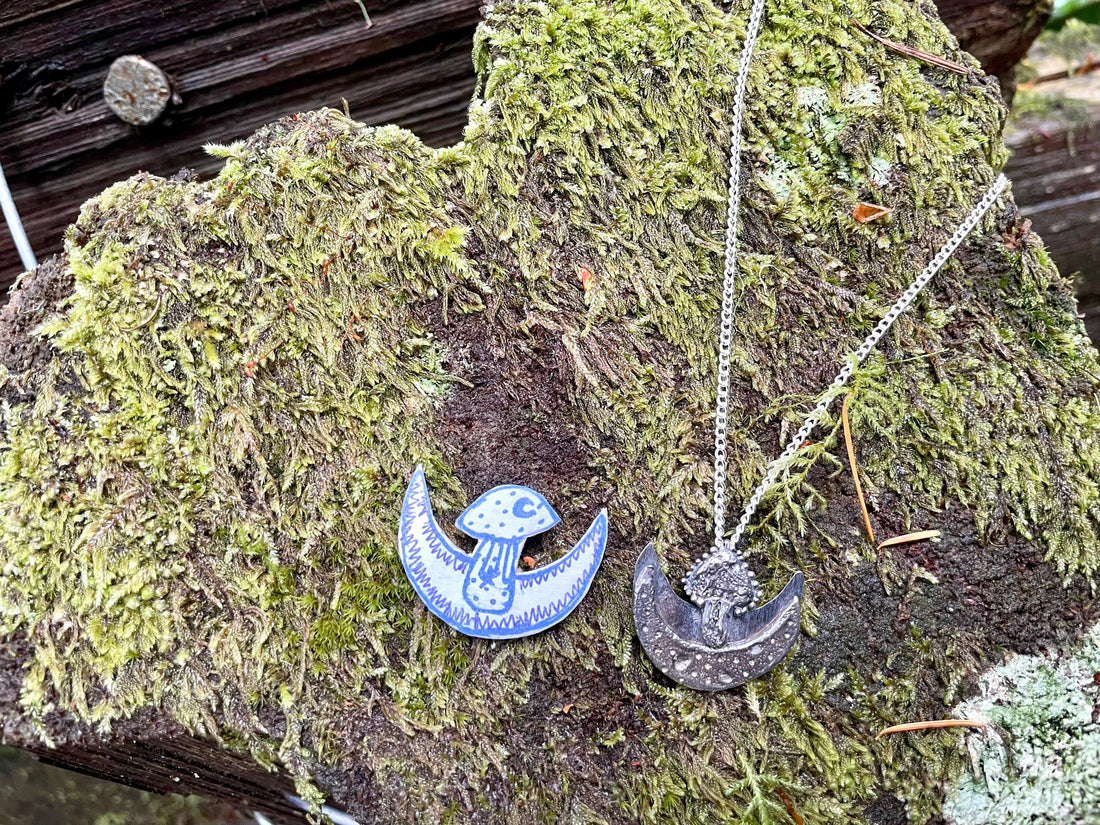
[455,485,561,540]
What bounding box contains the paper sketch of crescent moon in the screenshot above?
[398,466,607,639]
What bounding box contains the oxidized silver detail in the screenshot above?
[634,544,803,691]
[629,0,1011,690]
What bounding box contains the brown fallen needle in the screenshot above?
[877,719,986,739]
[850,18,970,76]
[842,393,875,544]
[878,529,940,550]
[775,787,804,825]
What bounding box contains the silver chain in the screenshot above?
[711,0,768,549]
[695,0,1010,585]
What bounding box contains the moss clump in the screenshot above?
[0,0,1098,822]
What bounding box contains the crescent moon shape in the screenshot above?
[632,543,804,690]
[398,467,607,639]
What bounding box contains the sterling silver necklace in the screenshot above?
[632,0,1010,690]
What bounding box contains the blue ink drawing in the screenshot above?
[398,466,608,639]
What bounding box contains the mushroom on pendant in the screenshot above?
[397,466,607,639]
[456,486,561,613]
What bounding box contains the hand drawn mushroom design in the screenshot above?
[398,467,608,639]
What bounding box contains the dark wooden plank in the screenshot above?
[0,0,1058,291]
[16,726,308,822]
[0,35,477,281]
[2,0,310,65]
[0,0,480,285]
[1005,107,1100,340]
[1,1,481,175]
[931,0,1049,88]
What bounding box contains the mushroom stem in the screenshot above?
[462,538,523,614]
[700,598,732,648]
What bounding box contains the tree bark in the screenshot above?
[1,0,1099,823]
[932,0,1052,92]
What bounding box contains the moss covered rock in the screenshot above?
[1,0,1098,822]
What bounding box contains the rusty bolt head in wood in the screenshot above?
[103,56,173,125]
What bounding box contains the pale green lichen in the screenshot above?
[0,0,1098,822]
[944,621,1100,824]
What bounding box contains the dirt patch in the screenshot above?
[0,254,74,402]
[433,307,592,498]
[796,462,1097,711]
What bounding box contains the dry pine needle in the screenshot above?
[842,393,875,543]
[877,529,941,550]
[877,719,986,739]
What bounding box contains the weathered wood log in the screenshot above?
[1005,104,1100,340]
[2,0,1099,823]
[0,0,1052,288]
[0,741,249,825]
[0,0,481,286]
[931,0,1052,92]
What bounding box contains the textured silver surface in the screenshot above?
[103,55,172,126]
[633,544,803,691]
[632,0,1009,691]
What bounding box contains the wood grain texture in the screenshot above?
[0,0,1063,289]
[1006,107,1100,340]
[0,0,481,285]
[932,0,1051,81]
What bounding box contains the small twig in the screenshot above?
[448,374,475,389]
[345,310,365,342]
[1021,54,1100,88]
[850,19,970,76]
[877,719,986,739]
[775,788,804,825]
[878,529,940,550]
[244,340,285,378]
[120,292,163,332]
[842,393,875,544]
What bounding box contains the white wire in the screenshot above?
[0,158,37,272]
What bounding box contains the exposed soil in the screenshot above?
[0,254,75,409]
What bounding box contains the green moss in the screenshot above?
[0,0,1098,822]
